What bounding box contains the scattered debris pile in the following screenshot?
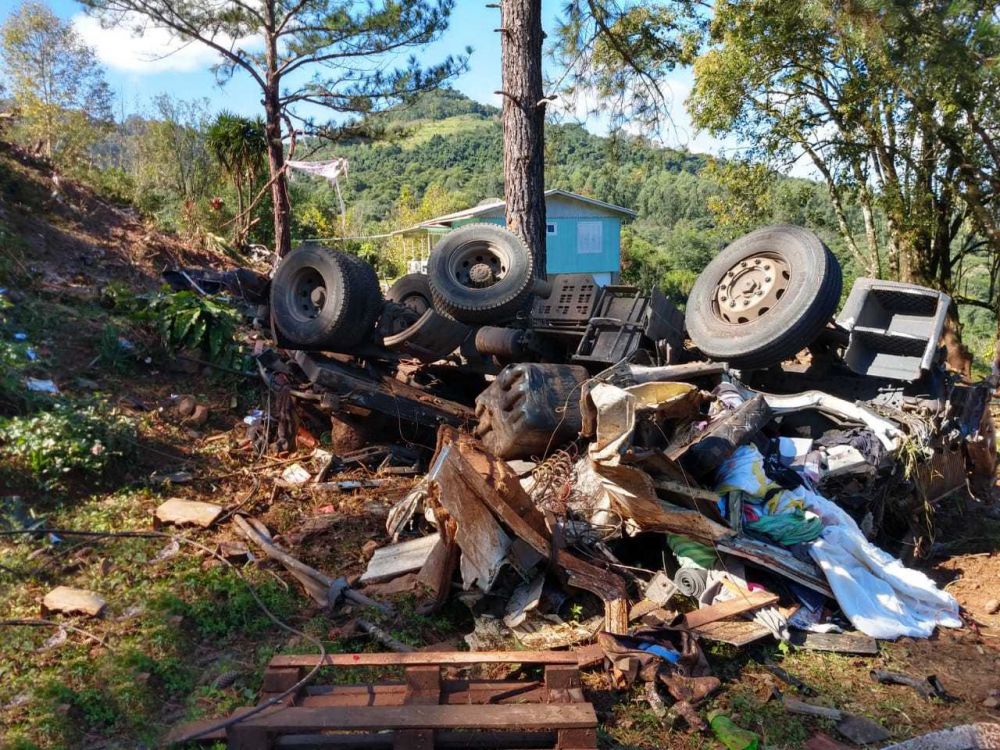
[168,222,999,747]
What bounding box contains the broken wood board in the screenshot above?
[42,586,106,617]
[788,630,879,655]
[717,536,834,597]
[448,429,549,538]
[592,462,734,543]
[682,617,773,647]
[432,434,629,634]
[672,590,779,630]
[512,614,604,650]
[153,498,222,528]
[653,478,727,522]
[429,447,511,592]
[359,535,440,584]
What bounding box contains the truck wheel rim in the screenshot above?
[713,252,790,324]
[289,267,326,321]
[448,240,509,289]
[400,292,430,316]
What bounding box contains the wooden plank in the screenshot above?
[685,617,773,647]
[429,446,512,592]
[270,651,583,669]
[233,703,597,731]
[397,666,440,750]
[674,590,779,629]
[591,461,734,543]
[360,535,440,584]
[717,536,834,598]
[300,681,548,708]
[434,439,629,634]
[275,730,560,748]
[788,630,879,655]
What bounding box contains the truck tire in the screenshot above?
[685,225,842,369]
[270,246,381,351]
[428,223,534,324]
[384,308,470,362]
[387,273,433,316]
[342,251,384,340]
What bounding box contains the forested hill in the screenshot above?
[301,88,710,227]
[294,90,848,299]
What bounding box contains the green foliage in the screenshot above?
[206,111,267,247]
[0,400,136,490]
[552,1,705,132]
[96,324,138,374]
[0,1,113,169]
[143,290,241,366]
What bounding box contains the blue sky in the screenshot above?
[0,0,744,159]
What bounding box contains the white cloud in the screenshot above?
[73,13,256,74]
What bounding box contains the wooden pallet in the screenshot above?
[170,650,600,749]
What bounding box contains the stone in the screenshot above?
[174,395,197,418]
[983,696,1000,709]
[42,586,107,617]
[187,404,210,427]
[984,599,1000,615]
[154,498,223,528]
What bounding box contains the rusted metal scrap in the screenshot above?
[290,350,475,428]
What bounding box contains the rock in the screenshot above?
[280,463,311,485]
[984,696,1000,709]
[361,540,379,560]
[174,394,197,418]
[985,599,1000,615]
[217,540,251,564]
[154,498,223,528]
[188,404,210,427]
[42,586,107,617]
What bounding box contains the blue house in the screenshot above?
[395,189,636,285]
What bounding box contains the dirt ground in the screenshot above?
[1,141,999,749]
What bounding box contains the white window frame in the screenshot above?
[576,220,603,255]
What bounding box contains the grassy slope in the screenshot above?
[1,139,998,749]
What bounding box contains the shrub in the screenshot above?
[0,401,136,489]
[143,289,242,367]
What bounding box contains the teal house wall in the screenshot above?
[400,190,635,280]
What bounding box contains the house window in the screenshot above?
[577,221,603,254]
[546,222,557,236]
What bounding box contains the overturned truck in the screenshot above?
[169,222,998,747]
[261,222,995,560]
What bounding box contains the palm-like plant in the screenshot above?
[206,111,267,247]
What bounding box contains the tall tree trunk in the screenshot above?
[500,0,546,278]
[263,10,292,260]
[263,87,292,258]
